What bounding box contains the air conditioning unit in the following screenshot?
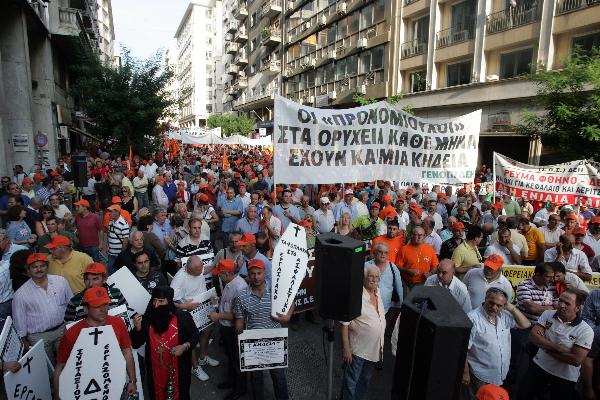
[357,38,368,48]
[486,74,499,82]
[319,15,327,26]
[337,2,347,14]
[358,84,367,94]
[330,90,337,100]
[58,125,69,139]
[309,59,316,67]
[328,50,337,59]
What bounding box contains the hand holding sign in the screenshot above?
[271,223,309,318]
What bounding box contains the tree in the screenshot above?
[70,47,176,154]
[515,50,600,160]
[207,113,256,136]
[353,93,414,114]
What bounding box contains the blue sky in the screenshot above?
[112,0,190,59]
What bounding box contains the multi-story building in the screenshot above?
[96,0,116,65]
[393,0,600,163]
[225,0,283,131]
[174,0,224,128]
[0,0,103,175]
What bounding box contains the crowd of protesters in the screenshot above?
[0,144,598,400]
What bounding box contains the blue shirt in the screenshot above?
[334,201,358,222]
[365,260,403,313]
[7,221,32,246]
[272,204,300,231]
[163,182,177,202]
[235,217,260,234]
[1,242,28,262]
[221,197,243,232]
[238,251,272,286]
[152,219,173,246]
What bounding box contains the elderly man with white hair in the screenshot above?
[365,242,403,315]
[340,264,386,400]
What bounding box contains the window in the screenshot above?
[336,58,347,79]
[206,65,212,73]
[371,46,384,69]
[206,37,212,45]
[206,9,213,18]
[327,25,337,44]
[447,60,472,87]
[206,78,213,87]
[348,12,359,35]
[412,15,429,43]
[373,0,385,23]
[206,104,213,113]
[360,5,373,30]
[409,70,426,93]
[500,48,533,79]
[451,0,475,29]
[346,54,358,76]
[324,62,335,82]
[573,32,600,55]
[337,17,348,41]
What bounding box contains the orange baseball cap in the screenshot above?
[573,226,586,236]
[564,213,577,221]
[111,196,122,204]
[212,259,235,276]
[22,177,33,184]
[27,253,48,265]
[370,202,381,209]
[437,193,448,200]
[84,262,108,275]
[452,221,465,230]
[476,384,509,400]
[591,216,600,224]
[198,194,209,202]
[484,254,504,271]
[492,202,504,210]
[74,199,90,208]
[275,186,283,193]
[156,177,165,183]
[238,232,256,246]
[247,259,265,270]
[198,183,208,189]
[50,170,60,177]
[409,203,423,217]
[299,219,312,228]
[82,287,111,308]
[107,204,121,212]
[382,195,392,203]
[44,235,71,249]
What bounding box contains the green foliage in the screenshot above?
[353,93,414,114]
[515,49,600,160]
[70,46,175,155]
[207,113,256,136]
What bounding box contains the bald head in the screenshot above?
[437,259,456,286]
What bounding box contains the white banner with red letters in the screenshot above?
[493,152,600,207]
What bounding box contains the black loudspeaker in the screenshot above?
[71,155,88,187]
[392,286,472,400]
[315,233,366,322]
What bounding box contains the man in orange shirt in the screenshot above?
[379,195,396,220]
[371,220,405,265]
[397,226,439,294]
[102,196,132,227]
[518,217,545,265]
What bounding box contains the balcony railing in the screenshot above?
[556,0,600,14]
[261,28,282,46]
[400,39,427,59]
[260,59,281,73]
[226,21,238,33]
[404,0,420,5]
[436,20,475,49]
[261,0,282,19]
[486,2,539,34]
[234,4,248,20]
[233,86,278,108]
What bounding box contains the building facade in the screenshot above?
[174,0,224,128]
[0,0,104,176]
[96,0,116,65]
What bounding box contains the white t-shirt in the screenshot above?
[484,242,522,265]
[171,267,207,302]
[543,247,592,275]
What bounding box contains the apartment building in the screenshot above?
[224,0,283,131]
[174,0,224,128]
[393,0,600,164]
[96,0,116,65]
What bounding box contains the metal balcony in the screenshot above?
[486,2,539,34]
[234,5,248,20]
[261,0,282,19]
[226,21,238,33]
[556,0,600,14]
[234,28,248,43]
[226,42,239,54]
[400,40,427,59]
[261,28,282,46]
[260,60,281,74]
[58,7,81,35]
[234,52,248,66]
[233,77,248,91]
[436,20,475,49]
[226,64,239,75]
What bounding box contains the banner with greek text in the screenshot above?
[494,153,600,207]
[273,95,481,184]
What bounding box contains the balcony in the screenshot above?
[234,28,248,43]
[233,86,278,110]
[234,51,248,66]
[261,28,282,46]
[486,2,539,34]
[401,40,427,59]
[556,0,600,14]
[226,21,238,33]
[226,64,239,75]
[436,21,475,48]
[57,7,82,36]
[233,77,249,91]
[261,0,282,19]
[234,4,248,20]
[260,59,281,74]
[226,42,239,54]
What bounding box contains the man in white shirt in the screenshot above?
[422,199,443,233]
[171,255,219,381]
[541,214,564,249]
[355,191,369,218]
[132,169,150,209]
[237,183,251,211]
[313,197,335,234]
[584,216,600,271]
[141,158,158,181]
[425,259,471,313]
[152,176,169,208]
[464,287,530,391]
[463,254,514,309]
[484,227,522,265]
[544,234,592,281]
[423,217,442,255]
[533,202,555,227]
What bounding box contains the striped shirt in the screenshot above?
[516,278,557,323]
[175,235,215,266]
[63,284,128,322]
[0,261,13,303]
[219,275,248,327]
[107,216,130,256]
[233,286,280,330]
[12,275,73,337]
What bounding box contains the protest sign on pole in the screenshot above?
[0,317,24,363]
[294,247,316,313]
[494,153,600,207]
[4,341,51,399]
[189,288,217,331]
[107,267,151,315]
[60,325,126,400]
[273,95,481,184]
[238,328,288,372]
[271,223,309,317]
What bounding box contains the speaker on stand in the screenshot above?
[71,155,88,188]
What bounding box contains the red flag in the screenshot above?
[222,147,230,170]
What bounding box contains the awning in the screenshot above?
[69,126,102,143]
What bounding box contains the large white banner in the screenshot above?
[273,95,481,184]
[494,153,600,207]
[271,224,308,317]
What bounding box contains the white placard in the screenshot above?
[0,317,24,362]
[60,326,126,400]
[239,328,288,372]
[108,267,152,315]
[271,223,309,317]
[273,95,481,184]
[189,288,217,331]
[4,341,51,399]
